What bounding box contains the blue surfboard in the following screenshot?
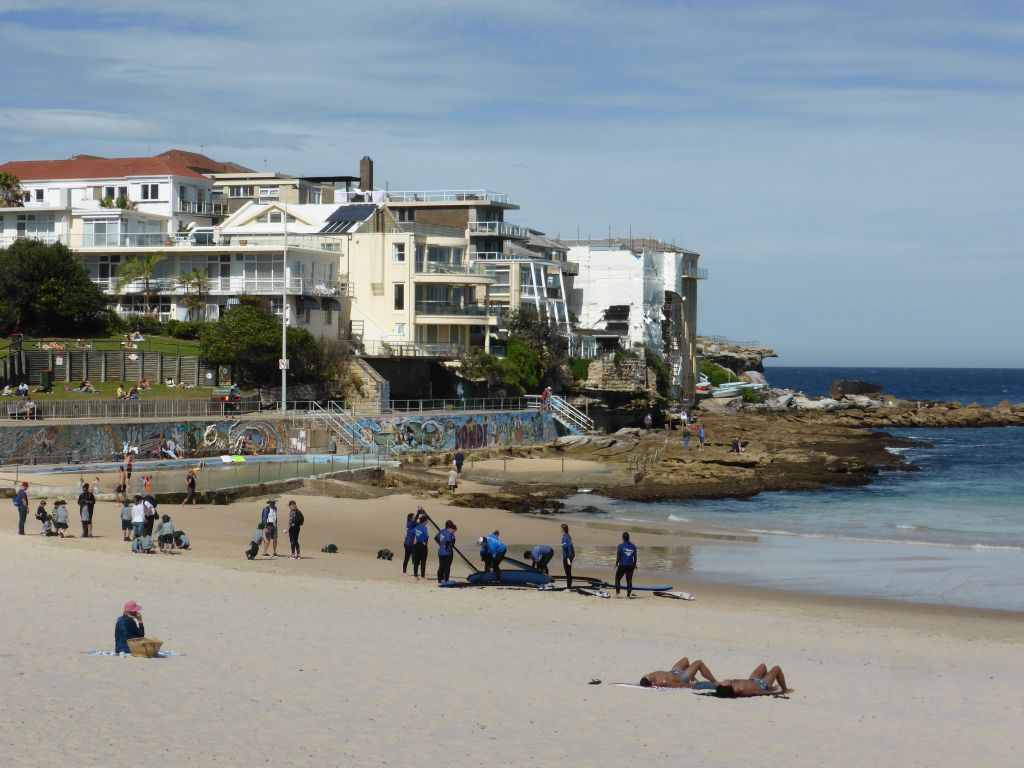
[467,570,552,586]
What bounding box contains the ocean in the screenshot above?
[563,367,1024,611]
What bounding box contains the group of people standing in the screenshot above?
[403,508,457,583]
[250,499,304,560]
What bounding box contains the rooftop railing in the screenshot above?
[384,190,508,204]
[413,261,490,276]
[467,221,530,239]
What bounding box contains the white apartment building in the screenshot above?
[565,239,707,395]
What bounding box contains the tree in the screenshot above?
[500,337,544,395]
[0,239,109,335]
[0,171,23,207]
[115,251,167,315]
[176,268,209,321]
[199,298,323,385]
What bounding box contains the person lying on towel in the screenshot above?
[639,655,719,689]
[712,664,792,697]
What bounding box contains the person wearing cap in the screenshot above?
[261,500,278,557]
[77,482,96,538]
[13,481,29,535]
[114,600,146,654]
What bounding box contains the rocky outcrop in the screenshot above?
[697,337,777,374]
[829,380,883,399]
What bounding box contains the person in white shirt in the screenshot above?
[130,494,147,541]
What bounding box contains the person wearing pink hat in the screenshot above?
[114,600,146,654]
[14,481,29,535]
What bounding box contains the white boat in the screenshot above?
[710,381,766,398]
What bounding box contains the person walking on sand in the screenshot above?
[683,424,690,450]
[261,500,278,557]
[561,523,575,589]
[639,655,720,689]
[435,519,457,584]
[181,469,197,506]
[614,531,638,597]
[286,500,304,560]
[454,451,465,475]
[77,482,96,538]
[697,422,706,452]
[411,511,429,579]
[14,481,29,535]
[712,664,792,697]
[447,467,459,493]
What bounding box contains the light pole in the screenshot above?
[281,196,289,413]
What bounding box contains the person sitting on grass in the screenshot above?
[639,656,719,689]
[712,664,792,697]
[116,385,127,400]
[79,379,96,394]
[137,377,150,391]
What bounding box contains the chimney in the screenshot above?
[360,156,373,191]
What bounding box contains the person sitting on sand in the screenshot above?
[639,656,720,689]
[712,664,791,697]
[114,600,145,654]
[247,522,265,560]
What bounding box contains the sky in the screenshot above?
[1,0,1022,366]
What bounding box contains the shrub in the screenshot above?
[122,314,164,336]
[169,321,204,340]
[570,357,591,381]
[643,345,671,396]
[700,360,737,387]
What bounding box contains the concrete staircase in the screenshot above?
[346,357,390,415]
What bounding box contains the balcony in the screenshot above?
[94,276,347,298]
[467,221,529,239]
[385,190,509,204]
[0,233,68,248]
[682,266,709,279]
[71,232,344,251]
[414,301,491,317]
[176,200,228,216]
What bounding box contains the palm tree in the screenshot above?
[176,268,210,320]
[0,171,24,207]
[176,270,196,318]
[115,251,167,315]
[190,268,210,319]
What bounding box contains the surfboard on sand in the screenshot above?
[597,584,674,592]
[467,570,552,587]
[654,590,696,600]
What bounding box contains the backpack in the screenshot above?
[293,510,304,527]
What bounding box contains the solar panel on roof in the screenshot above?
[319,203,378,234]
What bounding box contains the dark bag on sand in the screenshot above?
[321,543,338,553]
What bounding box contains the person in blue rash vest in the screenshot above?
[434,519,457,584]
[614,531,638,597]
[402,512,417,575]
[114,600,146,654]
[523,544,554,575]
[560,523,575,588]
[411,512,429,580]
[481,531,507,581]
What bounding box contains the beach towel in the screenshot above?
[83,650,185,658]
[612,682,717,692]
[653,591,696,600]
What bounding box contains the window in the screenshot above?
[228,186,254,198]
[22,191,30,203]
[34,189,44,202]
[141,184,159,200]
[393,323,406,337]
[118,186,127,199]
[324,302,334,326]
[269,212,282,224]
[103,186,115,200]
[393,243,406,262]
[16,213,56,239]
[396,208,414,222]
[393,283,405,311]
[258,187,279,199]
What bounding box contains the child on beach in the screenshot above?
[174,529,190,550]
[158,514,175,553]
[34,501,56,536]
[52,499,69,538]
[247,523,266,560]
[131,531,155,554]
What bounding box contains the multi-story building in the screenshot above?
[564,238,707,396]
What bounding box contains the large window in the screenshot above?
[397,208,414,222]
[141,183,159,200]
[228,185,254,198]
[83,217,120,247]
[16,213,56,239]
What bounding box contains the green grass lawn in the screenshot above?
[29,381,221,401]
[0,334,200,357]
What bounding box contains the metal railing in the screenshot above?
[385,190,508,204]
[0,233,66,248]
[526,394,596,434]
[387,396,539,414]
[467,221,529,238]
[95,276,345,297]
[70,232,346,251]
[354,340,466,358]
[4,396,262,422]
[413,261,489,277]
[413,302,491,317]
[176,200,227,215]
[306,401,368,454]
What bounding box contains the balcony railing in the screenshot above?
[176,200,228,215]
[94,276,347,297]
[413,261,490,277]
[385,190,508,204]
[414,302,491,317]
[354,340,468,358]
[70,232,345,251]
[682,267,709,279]
[467,221,529,239]
[0,233,67,248]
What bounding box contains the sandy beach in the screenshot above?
[1,487,1022,768]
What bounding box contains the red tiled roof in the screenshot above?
[0,153,212,182]
[156,149,252,174]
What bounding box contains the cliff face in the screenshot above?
[697,337,777,374]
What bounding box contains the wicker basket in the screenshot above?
[127,637,163,658]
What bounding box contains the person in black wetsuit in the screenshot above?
[560,523,575,589]
[402,512,416,574]
[614,531,638,597]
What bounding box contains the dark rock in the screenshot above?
[830,380,883,399]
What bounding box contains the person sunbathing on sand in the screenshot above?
[713,664,791,697]
[639,656,719,689]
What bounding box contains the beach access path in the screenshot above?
[1,491,1021,767]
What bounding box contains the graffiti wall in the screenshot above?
[0,419,293,463]
[351,410,563,453]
